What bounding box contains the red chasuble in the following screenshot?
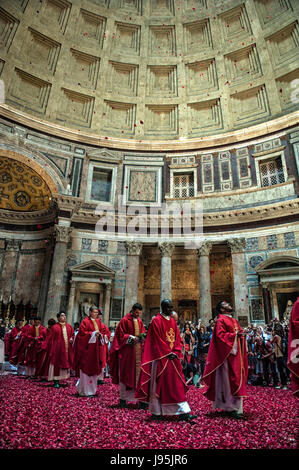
[16,323,31,366]
[47,322,74,377]
[287,298,299,398]
[135,313,188,405]
[109,313,146,389]
[24,324,47,368]
[73,316,102,377]
[35,327,52,378]
[203,314,248,401]
[8,326,24,365]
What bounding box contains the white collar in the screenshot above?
[160,312,171,320]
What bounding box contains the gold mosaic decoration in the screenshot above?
[0,157,52,211]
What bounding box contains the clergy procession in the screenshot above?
[1,296,298,429]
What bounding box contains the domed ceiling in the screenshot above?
[0,0,298,144]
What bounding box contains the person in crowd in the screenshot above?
[97,309,111,384]
[182,323,195,364]
[109,303,146,408]
[135,299,197,422]
[287,297,299,398]
[8,319,25,375]
[203,301,248,419]
[271,322,288,390]
[23,316,47,378]
[46,312,74,388]
[35,318,57,381]
[73,306,104,397]
[195,325,210,388]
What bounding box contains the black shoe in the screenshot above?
[97,379,105,385]
[178,413,197,421]
[119,399,127,408]
[226,411,245,420]
[139,402,148,410]
[151,414,163,420]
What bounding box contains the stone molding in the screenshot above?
[0,105,297,152]
[52,194,83,218]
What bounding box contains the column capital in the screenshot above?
[125,241,142,256]
[228,238,246,254]
[54,224,72,243]
[197,241,212,256]
[158,242,175,257]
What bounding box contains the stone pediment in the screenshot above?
[86,148,122,164]
[70,260,115,279]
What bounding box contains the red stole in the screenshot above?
[135,313,188,405]
[287,298,299,398]
[203,314,248,401]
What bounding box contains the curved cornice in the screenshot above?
[0,105,298,152]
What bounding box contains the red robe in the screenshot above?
[73,316,103,377]
[46,322,74,377]
[17,323,32,366]
[203,314,248,401]
[24,324,47,369]
[98,321,111,371]
[109,313,146,389]
[287,297,299,398]
[8,326,24,365]
[35,327,53,379]
[135,313,188,405]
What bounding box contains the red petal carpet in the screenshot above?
[0,375,297,449]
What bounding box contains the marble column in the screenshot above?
[228,238,250,326]
[158,242,175,304]
[124,241,142,314]
[262,283,272,324]
[103,283,112,325]
[197,241,212,325]
[66,280,76,325]
[38,237,54,318]
[44,224,72,323]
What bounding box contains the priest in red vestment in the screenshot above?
[24,317,47,378]
[46,312,74,388]
[97,310,111,385]
[35,318,57,381]
[109,303,146,407]
[203,301,248,419]
[8,320,24,374]
[287,297,299,398]
[135,299,197,421]
[73,306,104,397]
